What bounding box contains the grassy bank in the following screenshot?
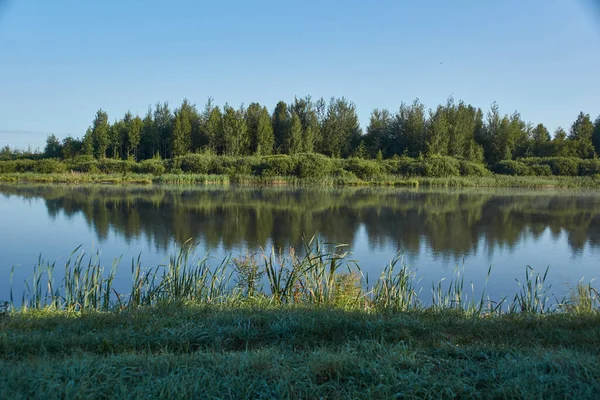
[2,305,599,399]
[2,241,599,398]
[2,172,600,188]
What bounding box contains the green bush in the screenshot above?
[546,158,579,176]
[295,153,334,178]
[96,159,136,174]
[578,159,600,176]
[32,159,67,174]
[134,159,166,175]
[177,154,213,174]
[0,161,18,173]
[459,160,490,176]
[529,164,552,176]
[493,160,531,176]
[68,155,98,173]
[257,155,298,177]
[343,158,381,180]
[422,156,460,177]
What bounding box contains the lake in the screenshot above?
[1,183,599,305]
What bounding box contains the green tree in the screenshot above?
[171,100,197,157]
[321,97,362,158]
[221,105,249,156]
[388,99,426,157]
[128,115,143,159]
[286,113,303,155]
[531,123,550,157]
[272,101,290,153]
[61,136,82,159]
[550,127,576,157]
[256,106,274,156]
[593,116,600,156]
[92,109,110,159]
[82,127,94,156]
[245,102,262,154]
[139,107,159,159]
[365,109,392,157]
[569,112,596,158]
[425,105,449,156]
[44,134,62,158]
[154,102,173,158]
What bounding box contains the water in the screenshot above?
[1,183,599,304]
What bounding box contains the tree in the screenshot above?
[139,107,159,159]
[286,113,303,155]
[388,99,426,157]
[44,134,62,158]
[272,101,290,153]
[205,106,223,154]
[550,127,576,157]
[245,102,262,154]
[128,115,142,159]
[221,105,249,156]
[593,116,600,157]
[425,105,449,156]
[82,127,94,156]
[154,102,173,158]
[531,123,550,157]
[256,106,274,156]
[61,136,82,159]
[321,97,361,158]
[171,100,196,157]
[92,109,110,159]
[365,109,392,157]
[569,112,596,158]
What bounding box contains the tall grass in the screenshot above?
[6,238,599,316]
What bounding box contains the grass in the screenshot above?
[2,238,599,398]
[2,171,600,188]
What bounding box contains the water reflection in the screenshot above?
[2,184,600,259]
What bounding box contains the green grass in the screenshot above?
[2,171,600,188]
[2,239,599,398]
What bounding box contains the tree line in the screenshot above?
[33,96,600,165]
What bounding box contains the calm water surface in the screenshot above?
[1,184,599,304]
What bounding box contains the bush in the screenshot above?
[343,158,381,180]
[32,159,67,174]
[0,161,17,173]
[257,155,298,177]
[134,159,166,175]
[493,160,531,176]
[294,153,334,178]
[68,155,98,173]
[177,154,213,174]
[96,159,136,174]
[529,164,552,176]
[546,158,579,176]
[459,160,490,177]
[422,156,460,177]
[578,159,600,176]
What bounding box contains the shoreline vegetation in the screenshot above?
[1,240,599,398]
[2,153,600,188]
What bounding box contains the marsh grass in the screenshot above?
[6,236,598,317]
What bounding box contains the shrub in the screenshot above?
[0,161,17,173]
[529,164,552,176]
[343,158,381,180]
[422,156,460,177]
[578,159,600,176]
[295,153,334,178]
[177,154,213,174]
[68,156,98,173]
[32,159,67,174]
[459,160,490,177]
[546,158,579,176]
[257,155,298,177]
[96,159,136,174]
[134,159,166,175]
[493,160,531,176]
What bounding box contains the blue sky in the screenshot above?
[1,0,599,150]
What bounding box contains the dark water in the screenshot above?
[1,184,599,303]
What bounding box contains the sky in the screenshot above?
[1,0,599,150]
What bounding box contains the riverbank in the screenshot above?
[2,172,600,188]
[1,305,599,398]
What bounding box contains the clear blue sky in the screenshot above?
[1,0,599,150]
